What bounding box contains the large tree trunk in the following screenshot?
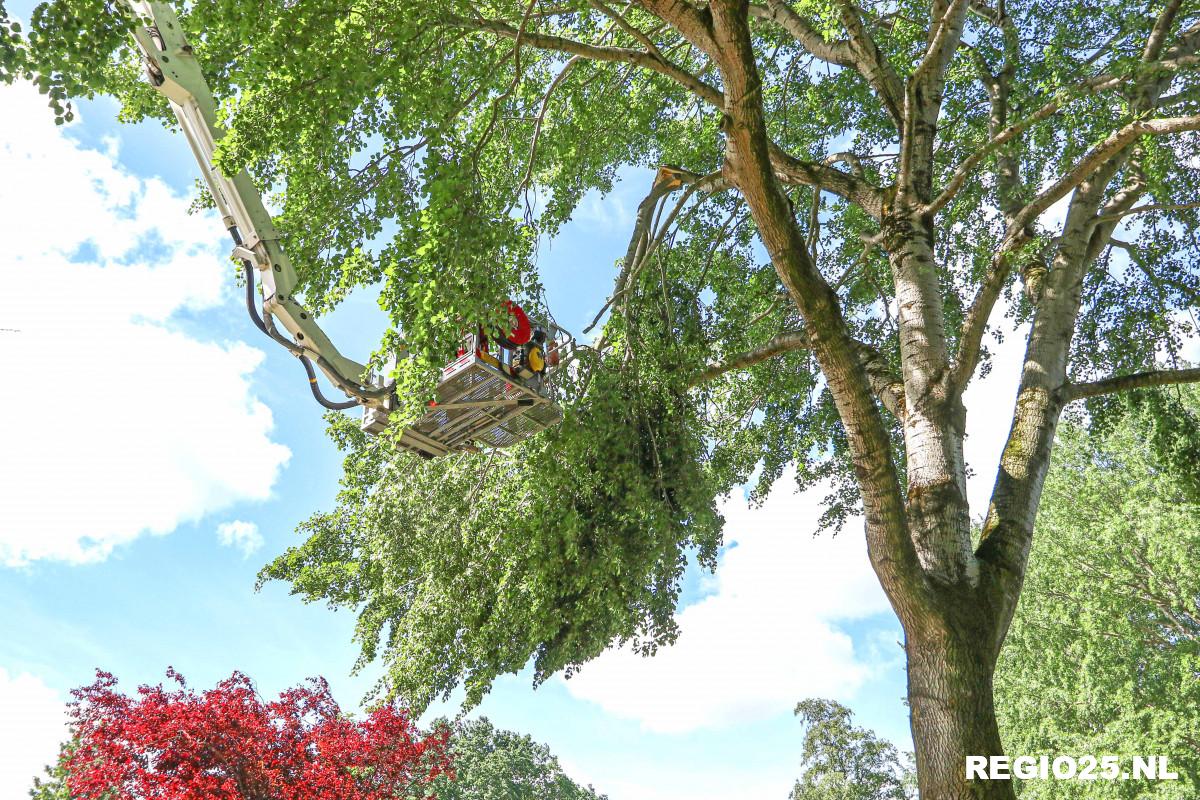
[906,605,1015,800]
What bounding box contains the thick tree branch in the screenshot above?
[634,0,722,61]
[1083,164,1148,266]
[951,160,1147,394]
[949,243,1024,394]
[748,1,857,67]
[956,114,1200,373]
[956,23,1200,392]
[1095,200,1200,223]
[897,0,971,200]
[443,13,724,106]
[835,0,905,124]
[1015,115,1200,230]
[930,24,1200,218]
[749,0,911,129]
[925,71,1129,216]
[972,31,1187,623]
[974,172,1121,643]
[691,331,810,384]
[1063,367,1200,402]
[767,143,885,218]
[854,340,908,419]
[1143,0,1184,62]
[913,0,971,86]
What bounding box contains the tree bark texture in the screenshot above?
[907,611,1013,800]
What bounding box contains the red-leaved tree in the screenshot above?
[65,669,453,800]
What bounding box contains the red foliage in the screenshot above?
[65,668,452,800]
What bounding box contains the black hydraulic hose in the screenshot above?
[229,227,392,408]
[299,355,359,411]
[237,255,358,411]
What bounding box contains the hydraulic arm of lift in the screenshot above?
[123,0,398,426]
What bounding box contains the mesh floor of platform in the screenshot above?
[401,357,562,455]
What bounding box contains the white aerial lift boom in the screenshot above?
[123,0,570,458]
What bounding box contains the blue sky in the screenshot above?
[0,40,940,797]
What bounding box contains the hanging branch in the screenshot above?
[518,55,583,205]
[469,0,539,167]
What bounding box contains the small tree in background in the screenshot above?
[792,699,914,800]
[433,717,604,800]
[62,669,451,800]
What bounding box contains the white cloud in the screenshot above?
[574,189,633,232]
[0,83,291,566]
[216,519,265,557]
[0,668,68,797]
[561,477,893,734]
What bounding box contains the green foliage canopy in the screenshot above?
[995,388,1200,800]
